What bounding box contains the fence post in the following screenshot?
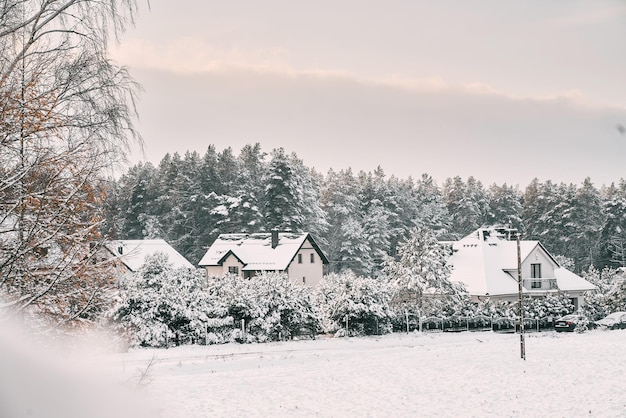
[405,310,409,334]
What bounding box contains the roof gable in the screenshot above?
[199,232,329,270]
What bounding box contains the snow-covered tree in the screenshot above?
[599,181,626,268]
[205,273,320,343]
[414,174,451,238]
[320,168,362,273]
[264,148,304,231]
[383,227,464,317]
[485,183,523,231]
[443,176,486,237]
[0,0,140,330]
[110,253,208,347]
[315,272,394,335]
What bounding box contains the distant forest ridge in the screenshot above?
[104,143,626,275]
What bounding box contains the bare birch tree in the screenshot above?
[0,0,141,331]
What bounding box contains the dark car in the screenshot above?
[595,312,626,330]
[554,314,585,332]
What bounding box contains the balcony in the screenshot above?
[522,278,558,291]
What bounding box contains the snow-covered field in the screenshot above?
[115,330,626,417]
[2,328,626,417]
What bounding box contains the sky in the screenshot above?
[110,0,626,187]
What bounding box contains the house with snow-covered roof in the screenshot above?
[198,231,329,286]
[103,239,194,272]
[447,227,596,310]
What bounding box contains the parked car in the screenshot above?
[595,312,626,330]
[554,314,586,332]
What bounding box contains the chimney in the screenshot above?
[271,229,279,249]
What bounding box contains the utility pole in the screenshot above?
[516,231,526,360]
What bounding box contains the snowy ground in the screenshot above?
[2,328,626,417]
[111,330,626,417]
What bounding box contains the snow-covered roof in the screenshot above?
[447,228,594,297]
[105,239,194,271]
[554,268,596,292]
[198,232,328,270]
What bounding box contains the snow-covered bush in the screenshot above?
[522,295,575,320]
[583,266,626,318]
[109,253,208,348]
[206,273,320,343]
[315,272,394,336]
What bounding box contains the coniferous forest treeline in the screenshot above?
[104,143,626,275]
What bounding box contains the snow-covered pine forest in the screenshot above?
[106,143,626,275]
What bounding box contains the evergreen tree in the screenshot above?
[320,168,362,273]
[485,183,523,231]
[383,227,463,316]
[443,176,484,237]
[414,174,451,238]
[568,178,604,270]
[599,181,626,268]
[264,148,304,231]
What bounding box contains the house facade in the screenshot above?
[447,227,596,310]
[198,231,329,286]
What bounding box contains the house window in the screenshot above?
[531,263,541,278]
[228,266,239,275]
[531,281,542,289]
[298,254,303,264]
[310,253,315,263]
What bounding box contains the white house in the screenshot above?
[103,239,194,272]
[198,231,329,286]
[447,227,596,310]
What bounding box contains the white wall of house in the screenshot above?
[286,239,324,286]
[205,254,244,278]
[521,247,556,280]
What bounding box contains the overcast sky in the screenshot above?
[110,0,626,187]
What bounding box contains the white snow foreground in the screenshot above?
[106,331,626,417]
[2,327,625,417]
[0,324,157,418]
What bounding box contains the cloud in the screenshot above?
[110,37,292,74]
[111,37,626,114]
[127,65,626,187]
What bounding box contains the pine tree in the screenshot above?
[414,173,451,238]
[485,183,523,231]
[320,168,361,273]
[383,227,463,316]
[443,176,485,237]
[599,181,626,268]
